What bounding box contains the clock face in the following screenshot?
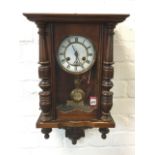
[57,35,96,74]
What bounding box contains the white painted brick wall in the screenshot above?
[0,1,134,155]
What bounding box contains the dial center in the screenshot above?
[65,43,87,66]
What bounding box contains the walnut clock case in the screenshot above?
[23,13,129,144]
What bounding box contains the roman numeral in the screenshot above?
[61,45,66,48]
[67,39,71,44]
[86,46,91,49]
[88,53,93,56]
[59,52,64,55]
[75,37,78,42]
[61,59,65,64]
[86,60,90,64]
[83,39,86,44]
[80,64,84,69]
[67,64,70,69]
[74,66,77,71]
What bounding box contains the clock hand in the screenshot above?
[72,45,84,67]
[73,56,84,68]
[72,45,81,65]
[77,57,83,66]
[73,57,80,65]
[72,45,79,58]
[72,45,76,52]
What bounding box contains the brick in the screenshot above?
[84,129,134,147]
[17,96,39,116]
[20,80,38,94]
[112,81,127,98]
[107,131,134,146]
[19,21,37,41]
[17,117,64,148]
[114,23,134,42]
[19,41,38,63]
[127,80,135,97]
[18,130,64,149]
[17,116,38,133]
[127,114,135,131]
[109,131,134,146]
[18,63,38,80]
[111,114,135,131]
[112,98,135,115]
[114,62,135,80]
[114,42,134,62]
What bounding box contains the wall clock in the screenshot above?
[23,13,129,144]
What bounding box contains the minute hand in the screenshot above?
[72,45,79,61]
[72,45,77,56]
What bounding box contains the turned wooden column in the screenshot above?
[37,22,52,122]
[101,23,115,120]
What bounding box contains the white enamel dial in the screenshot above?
[57,35,96,74]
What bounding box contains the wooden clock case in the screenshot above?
[23,13,129,144]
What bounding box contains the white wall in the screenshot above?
[0,1,134,155]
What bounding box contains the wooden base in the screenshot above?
[36,113,115,128]
[36,113,115,144]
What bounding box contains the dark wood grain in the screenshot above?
[23,13,129,23]
[24,13,129,144]
[36,113,115,128]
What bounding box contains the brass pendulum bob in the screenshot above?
[70,76,85,104]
